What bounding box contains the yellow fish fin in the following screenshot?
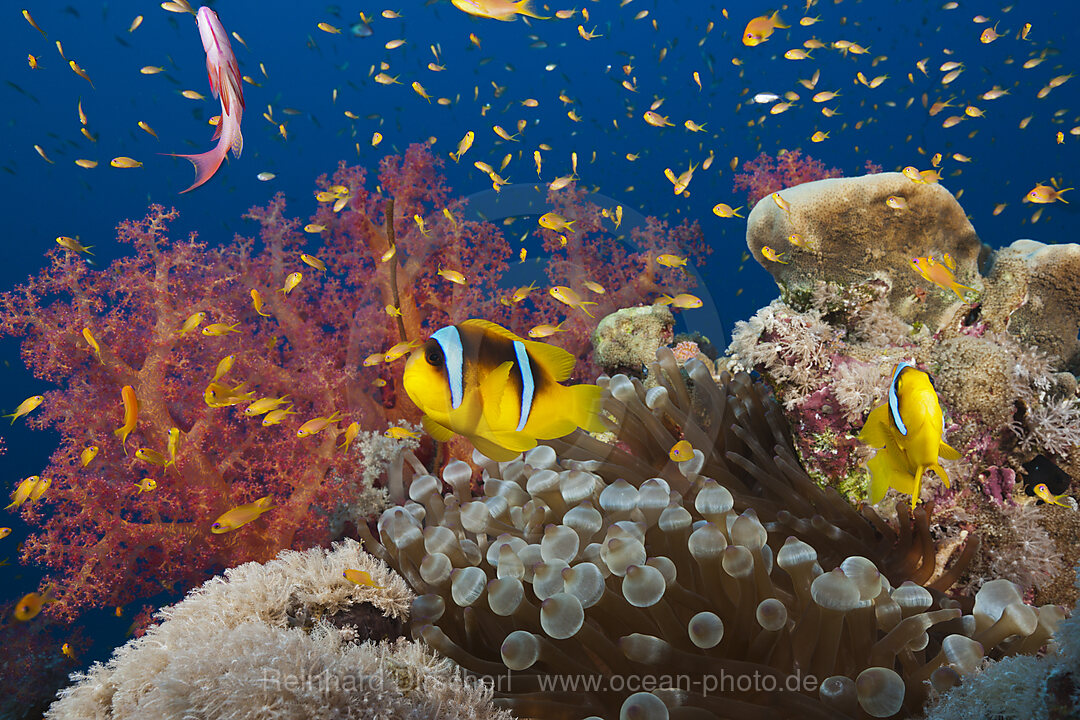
[527,383,605,439]
[938,441,960,461]
[523,338,577,382]
[485,429,539,452]
[480,360,515,425]
[421,414,456,442]
[468,433,525,462]
[858,404,892,447]
[930,462,951,489]
[866,442,916,505]
[461,318,577,381]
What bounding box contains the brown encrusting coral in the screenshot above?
[360,348,1060,719]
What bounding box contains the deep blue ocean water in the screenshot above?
[0,0,1078,709]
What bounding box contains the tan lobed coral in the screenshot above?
[46,539,509,720]
[745,172,990,331]
[358,347,1064,720]
[591,303,675,377]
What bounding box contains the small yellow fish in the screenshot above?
[550,286,598,317]
[251,289,272,317]
[583,280,606,295]
[1026,183,1071,204]
[82,328,103,363]
[304,224,326,233]
[134,478,157,494]
[338,421,360,452]
[80,446,99,467]
[528,321,565,338]
[412,81,431,102]
[643,111,674,127]
[202,322,241,336]
[414,214,429,236]
[438,268,467,285]
[212,354,235,382]
[281,272,303,295]
[371,132,383,147]
[1033,483,1072,509]
[28,477,51,502]
[742,11,788,46]
[317,22,341,33]
[5,477,39,510]
[0,528,10,540]
[141,66,165,74]
[385,426,421,440]
[262,406,298,426]
[74,159,98,169]
[343,568,384,588]
[110,157,143,168]
[811,131,829,143]
[669,439,693,462]
[384,340,421,363]
[178,311,207,335]
[181,89,205,100]
[538,213,575,233]
[772,193,792,213]
[23,9,47,37]
[5,395,44,424]
[761,246,789,264]
[14,587,57,621]
[69,60,94,87]
[244,395,291,417]
[57,236,93,255]
[138,121,158,138]
[135,448,167,466]
[297,411,341,438]
[656,293,703,309]
[300,254,327,272]
[166,427,181,467]
[684,120,706,132]
[885,196,909,210]
[62,642,77,659]
[712,203,744,219]
[909,256,976,301]
[656,254,687,269]
[210,496,274,534]
[451,131,474,162]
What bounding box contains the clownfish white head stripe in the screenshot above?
[888,361,914,436]
[432,325,465,409]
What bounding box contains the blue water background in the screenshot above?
[0,0,1078,694]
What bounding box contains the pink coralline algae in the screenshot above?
[0,144,708,621]
[732,149,882,206]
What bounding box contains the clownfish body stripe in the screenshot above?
[888,361,912,435]
[512,340,534,431]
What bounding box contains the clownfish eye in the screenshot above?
[425,343,444,366]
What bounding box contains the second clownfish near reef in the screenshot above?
[859,362,961,509]
[403,319,606,461]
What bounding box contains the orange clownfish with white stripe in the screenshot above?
[403,319,605,461]
[166,7,244,193]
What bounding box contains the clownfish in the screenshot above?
[403,319,605,461]
[859,362,960,508]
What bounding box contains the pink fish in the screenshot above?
[167,7,243,193]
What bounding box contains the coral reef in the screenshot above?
[358,347,1065,719]
[591,304,674,377]
[924,567,1080,720]
[0,144,708,622]
[733,150,843,207]
[46,539,509,720]
[731,170,1080,606]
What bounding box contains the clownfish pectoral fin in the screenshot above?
[858,404,892,448]
[468,434,524,462]
[480,361,515,425]
[421,414,456,442]
[939,440,961,461]
[865,442,916,505]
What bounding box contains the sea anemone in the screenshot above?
[361,348,1059,719]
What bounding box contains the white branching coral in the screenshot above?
[986,503,1065,594]
[1000,333,1080,459]
[728,299,839,401]
[46,540,510,720]
[832,359,890,424]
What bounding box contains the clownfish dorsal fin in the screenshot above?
[461,318,577,381]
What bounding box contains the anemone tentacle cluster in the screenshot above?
[363,348,1061,719]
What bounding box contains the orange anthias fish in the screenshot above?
[742,11,788,46]
[909,256,976,301]
[114,385,139,452]
[450,0,548,21]
[167,7,244,193]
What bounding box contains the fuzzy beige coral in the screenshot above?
[591,303,674,376]
[46,540,508,720]
[745,172,989,328]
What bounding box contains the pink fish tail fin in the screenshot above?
[165,143,228,193]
